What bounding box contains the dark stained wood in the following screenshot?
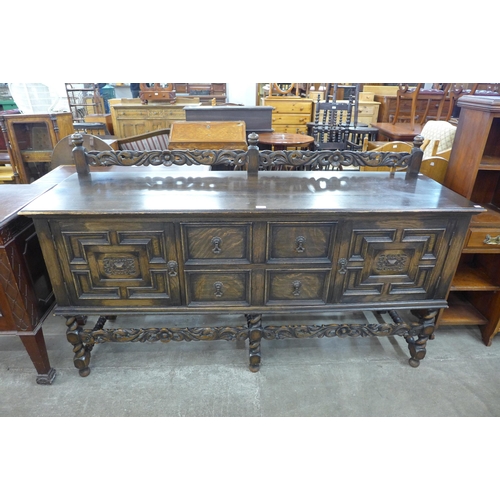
[0,182,62,384]
[20,140,481,376]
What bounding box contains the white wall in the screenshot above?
[226,82,258,106]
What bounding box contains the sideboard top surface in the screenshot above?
[19,171,481,217]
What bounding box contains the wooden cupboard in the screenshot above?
[109,98,201,138]
[441,95,500,345]
[0,113,74,183]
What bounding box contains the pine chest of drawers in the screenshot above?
[261,97,313,134]
[20,169,480,376]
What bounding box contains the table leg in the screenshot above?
[405,309,438,367]
[246,314,262,372]
[19,328,56,385]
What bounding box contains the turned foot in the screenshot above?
[408,358,420,368]
[79,367,91,377]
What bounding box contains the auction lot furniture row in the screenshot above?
[18,134,481,379]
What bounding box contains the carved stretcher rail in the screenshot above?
[65,310,437,376]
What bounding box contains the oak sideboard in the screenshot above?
[19,137,482,378]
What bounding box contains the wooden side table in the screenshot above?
[0,183,59,384]
[257,132,314,151]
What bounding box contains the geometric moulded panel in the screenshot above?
[61,229,176,302]
[338,226,447,303]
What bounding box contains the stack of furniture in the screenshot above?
[173,83,227,104]
[440,95,500,346]
[356,92,381,126]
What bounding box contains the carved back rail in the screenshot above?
[71,132,424,179]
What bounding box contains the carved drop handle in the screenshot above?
[167,261,178,277]
[213,281,224,298]
[211,236,222,254]
[292,280,302,296]
[295,236,306,253]
[338,258,347,275]
[484,234,500,245]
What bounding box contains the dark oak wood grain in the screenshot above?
[20,146,481,376]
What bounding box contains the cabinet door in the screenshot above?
[49,219,181,308]
[333,217,457,305]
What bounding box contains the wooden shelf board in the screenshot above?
[451,263,500,291]
[441,294,488,326]
[479,155,500,170]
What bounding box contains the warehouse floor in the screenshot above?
[1,310,500,417]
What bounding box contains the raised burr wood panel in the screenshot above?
[181,223,251,262]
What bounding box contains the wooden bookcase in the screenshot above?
[440,95,500,345]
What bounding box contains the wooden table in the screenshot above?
[257,132,314,150]
[20,153,481,378]
[0,183,59,384]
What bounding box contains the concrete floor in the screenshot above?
[1,310,500,417]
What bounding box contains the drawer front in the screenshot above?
[181,223,251,263]
[272,114,310,126]
[114,108,185,119]
[272,125,308,134]
[357,103,379,116]
[185,271,250,305]
[267,223,336,262]
[464,228,500,251]
[265,270,330,304]
[265,99,313,114]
